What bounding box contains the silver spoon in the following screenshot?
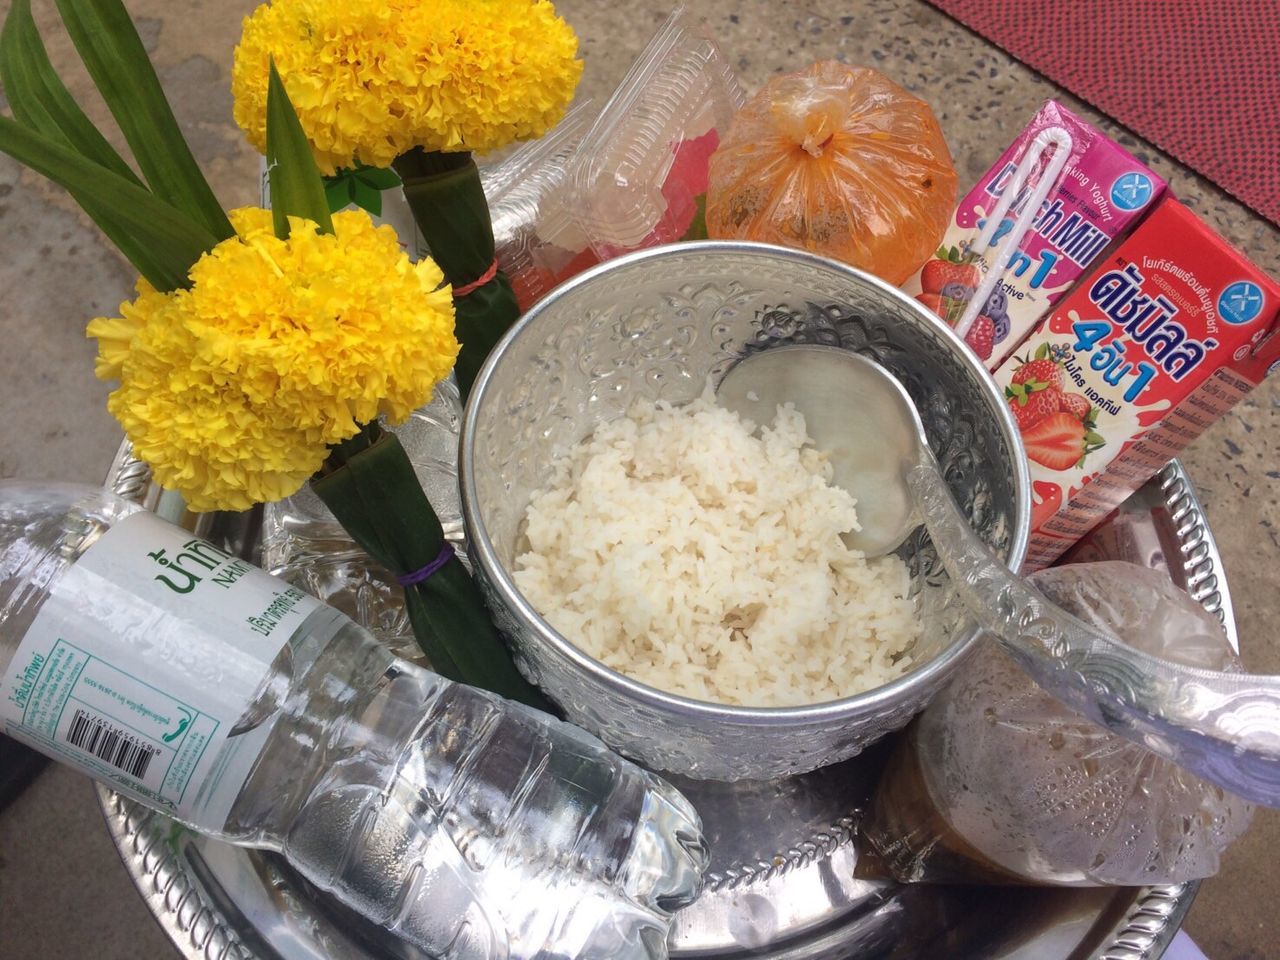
[718,344,1280,806]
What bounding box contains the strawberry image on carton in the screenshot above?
[994,196,1280,571]
[903,100,1165,368]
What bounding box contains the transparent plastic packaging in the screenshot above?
[566,7,746,258]
[705,61,957,285]
[0,482,706,959]
[863,562,1254,887]
[481,100,599,311]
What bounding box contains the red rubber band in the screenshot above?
[453,259,498,298]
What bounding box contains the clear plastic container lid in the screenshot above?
[566,7,746,256]
[480,100,599,310]
[481,100,594,202]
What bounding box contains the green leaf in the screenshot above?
[0,114,217,290]
[680,193,708,242]
[0,0,140,185]
[320,163,402,216]
[266,61,332,239]
[354,164,402,190]
[53,0,232,242]
[77,193,192,290]
[351,178,383,217]
[1034,342,1051,360]
[312,429,553,710]
[0,0,181,285]
[323,176,353,214]
[1084,431,1106,445]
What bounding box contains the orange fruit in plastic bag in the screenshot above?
[706,62,958,285]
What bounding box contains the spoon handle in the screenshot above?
[907,456,1280,807]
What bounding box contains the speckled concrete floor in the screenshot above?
[1,2,1276,958]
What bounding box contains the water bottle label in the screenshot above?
[0,511,324,828]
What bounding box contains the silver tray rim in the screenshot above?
[94,448,1235,960]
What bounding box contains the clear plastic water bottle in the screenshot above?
[0,482,706,959]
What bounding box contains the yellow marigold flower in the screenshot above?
[231,0,583,175]
[85,286,166,380]
[89,208,458,512]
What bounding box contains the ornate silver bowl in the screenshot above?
[460,241,1031,780]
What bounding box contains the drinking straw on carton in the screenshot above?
[954,126,1074,339]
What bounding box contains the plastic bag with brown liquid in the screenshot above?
[862,563,1254,887]
[705,61,957,285]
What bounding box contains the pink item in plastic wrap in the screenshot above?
[656,129,719,242]
[566,9,745,260]
[903,101,1166,369]
[476,11,746,310]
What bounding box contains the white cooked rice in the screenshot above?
[512,389,920,707]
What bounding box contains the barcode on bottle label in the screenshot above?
[65,708,160,780]
[1,511,326,827]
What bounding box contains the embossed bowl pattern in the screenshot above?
[460,241,1031,780]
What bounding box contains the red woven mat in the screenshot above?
[925,0,1280,226]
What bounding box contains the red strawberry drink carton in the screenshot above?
[903,101,1166,368]
[996,196,1280,570]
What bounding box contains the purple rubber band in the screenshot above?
[396,545,454,587]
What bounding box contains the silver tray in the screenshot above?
[96,451,1235,960]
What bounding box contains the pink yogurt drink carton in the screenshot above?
[994,196,1280,570]
[903,101,1166,369]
